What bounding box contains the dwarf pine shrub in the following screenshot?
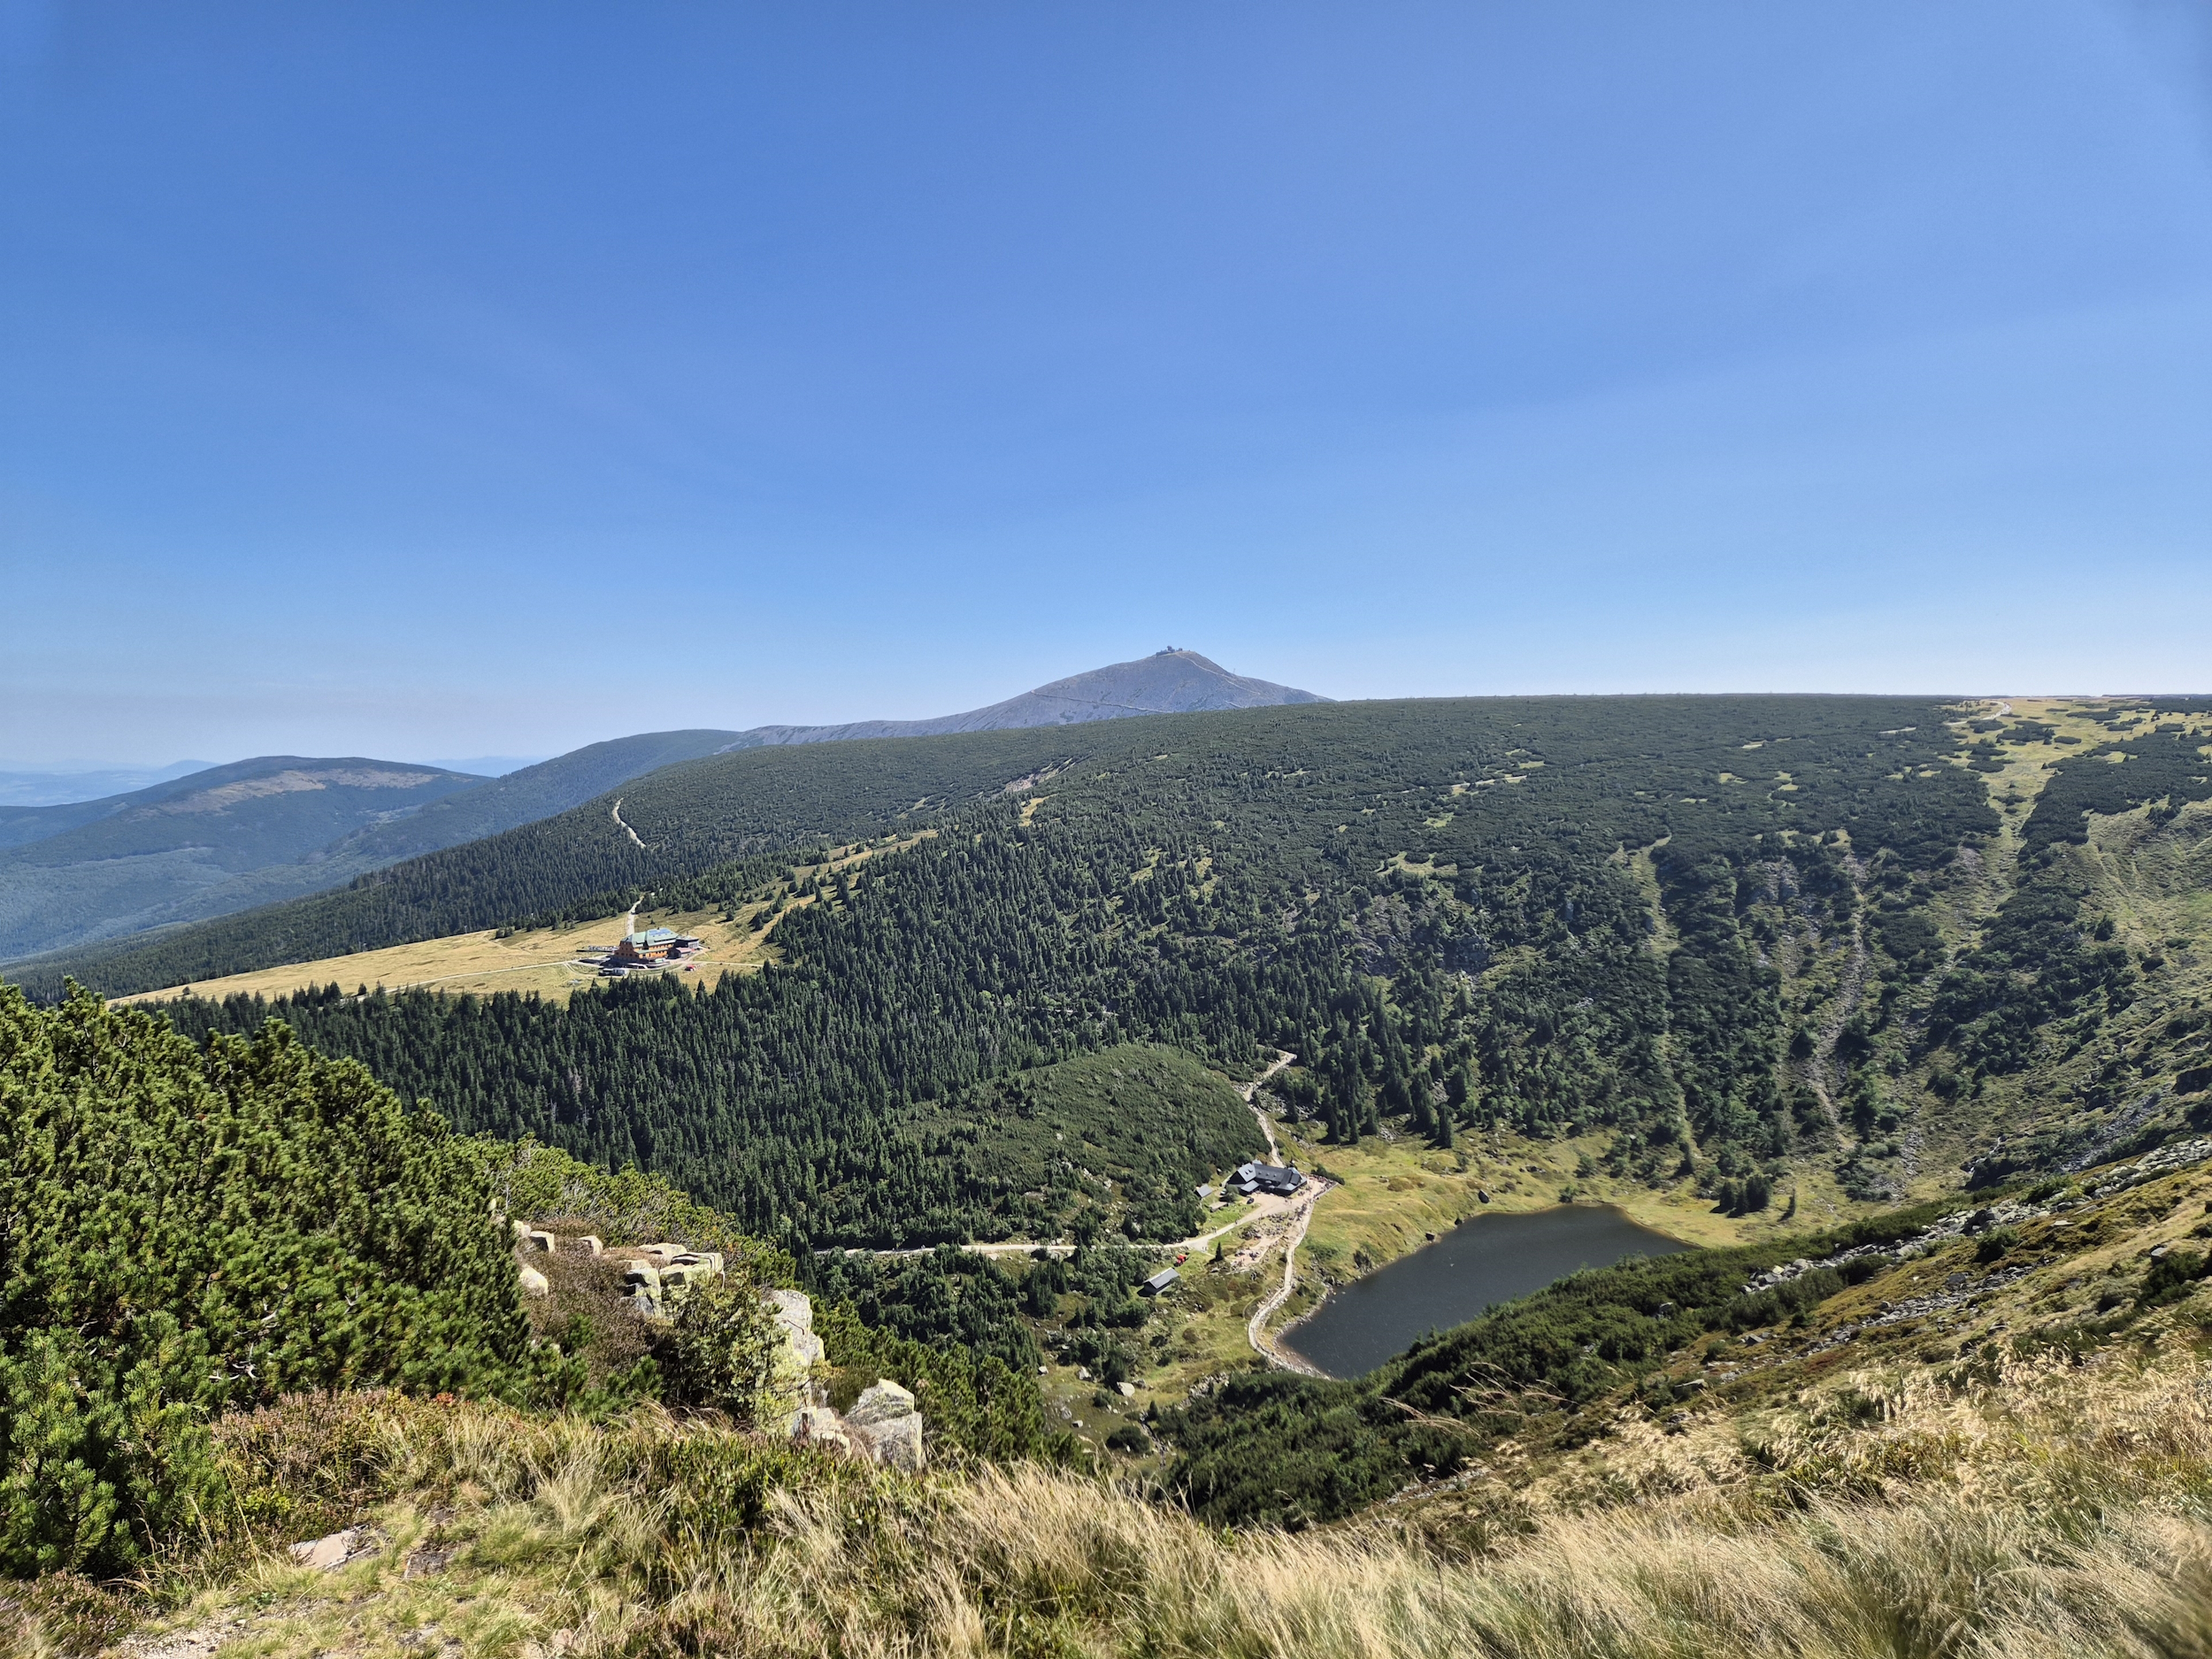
[0,986,537,1577]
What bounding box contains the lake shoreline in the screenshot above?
[1277,1200,1696,1379]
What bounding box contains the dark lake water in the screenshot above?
[1281,1204,1692,1379]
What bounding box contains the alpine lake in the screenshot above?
[1281,1202,1693,1379]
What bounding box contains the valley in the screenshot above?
[8,687,2212,1657]
[121,692,2212,1247]
[13,8,2209,1647]
[23,1053,2212,1656]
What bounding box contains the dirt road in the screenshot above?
[1246,1183,1330,1376]
[1242,1048,1295,1162]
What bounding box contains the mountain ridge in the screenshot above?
[0,757,491,961]
[0,650,1317,966]
[718,649,1323,748]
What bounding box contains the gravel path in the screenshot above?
[1247,1182,1331,1376]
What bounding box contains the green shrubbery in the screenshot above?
[808,1247,1039,1372]
[0,987,538,1577]
[0,981,1078,1577]
[659,1272,787,1425]
[817,1303,1064,1464]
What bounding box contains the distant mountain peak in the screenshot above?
[0,655,1320,965]
[723,650,1325,750]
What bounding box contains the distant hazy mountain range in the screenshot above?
[356,650,1317,864]
[0,650,1318,964]
[0,760,213,810]
[0,759,489,961]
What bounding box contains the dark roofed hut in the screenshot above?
[1232,1162,1307,1198]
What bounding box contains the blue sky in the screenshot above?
[4,1,2208,766]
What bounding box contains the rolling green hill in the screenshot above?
[0,757,488,963]
[324,726,746,864]
[0,736,759,972]
[9,724,1088,998]
[104,699,1974,1230]
[25,693,2212,1259]
[3,653,1318,988]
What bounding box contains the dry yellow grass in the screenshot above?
[79,1343,2212,1659]
[109,908,773,1009]
[1281,1118,1749,1271]
[111,834,934,1010]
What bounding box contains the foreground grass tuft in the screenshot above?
[20,1345,2212,1658]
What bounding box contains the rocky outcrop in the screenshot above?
[765,1288,825,1425]
[615,1246,726,1318]
[847,1379,926,1471]
[496,1259,924,1468]
[757,1291,925,1469]
[789,1404,855,1456]
[619,1262,662,1315]
[767,1288,824,1362]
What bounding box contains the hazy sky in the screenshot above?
[4,1,2209,765]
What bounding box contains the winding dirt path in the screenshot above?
[1247,1185,1330,1376]
[1243,1048,1296,1163]
[611,797,646,849]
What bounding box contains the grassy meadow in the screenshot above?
[112,836,934,1009]
[31,1315,2212,1658]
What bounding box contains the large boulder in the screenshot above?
[764,1289,826,1426]
[848,1379,926,1471]
[660,1251,726,1305]
[767,1288,824,1363]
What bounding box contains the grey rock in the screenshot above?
[849,1379,926,1470]
[288,1526,372,1571]
[765,1289,826,1426]
[790,1404,855,1456]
